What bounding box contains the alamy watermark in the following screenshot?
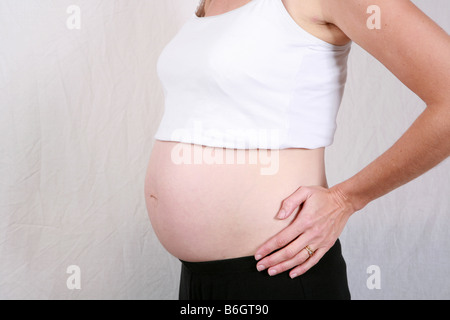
[366,265,381,290]
[367,5,381,30]
[169,121,280,176]
[66,265,81,290]
[66,5,81,30]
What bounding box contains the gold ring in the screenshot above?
[305,245,314,257]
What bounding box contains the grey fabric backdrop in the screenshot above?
[0,0,448,299]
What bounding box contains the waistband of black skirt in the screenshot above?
[180,256,258,275]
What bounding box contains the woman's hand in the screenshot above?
[254,185,357,279]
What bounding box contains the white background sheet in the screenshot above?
[0,0,449,299]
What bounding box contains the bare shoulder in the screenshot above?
[282,0,351,46]
[318,0,450,106]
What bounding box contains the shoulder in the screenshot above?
[282,0,351,46]
[317,0,450,106]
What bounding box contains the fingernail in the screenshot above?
[255,255,262,261]
[268,269,277,276]
[290,273,298,279]
[257,264,265,272]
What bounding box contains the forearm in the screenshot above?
[331,104,450,212]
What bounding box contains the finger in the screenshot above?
[264,246,312,277]
[256,236,309,272]
[254,224,304,261]
[277,186,310,219]
[289,248,326,279]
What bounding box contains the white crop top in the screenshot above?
[154,0,352,149]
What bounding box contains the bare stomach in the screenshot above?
[144,140,328,262]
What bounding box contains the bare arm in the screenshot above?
[255,0,450,278]
[325,0,450,210]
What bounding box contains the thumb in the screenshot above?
[277,186,310,219]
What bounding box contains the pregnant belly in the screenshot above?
[144,140,328,262]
